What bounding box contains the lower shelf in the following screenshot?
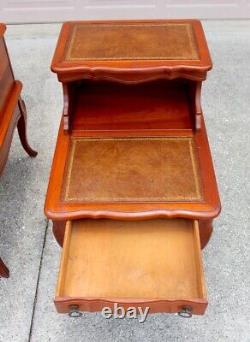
[55,218,207,316]
[72,80,193,134]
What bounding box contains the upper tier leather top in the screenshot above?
[51,19,212,83]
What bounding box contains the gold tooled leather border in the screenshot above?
[65,23,199,61]
[62,136,202,203]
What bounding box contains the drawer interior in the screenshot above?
[55,218,207,315]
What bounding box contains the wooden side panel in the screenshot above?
[0,38,14,123]
[0,81,22,174]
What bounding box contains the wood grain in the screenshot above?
[55,218,207,314]
[72,80,193,134]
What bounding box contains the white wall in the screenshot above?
[0,0,250,23]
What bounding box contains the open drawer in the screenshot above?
[55,218,207,317]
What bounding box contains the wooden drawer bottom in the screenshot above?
[55,219,207,316]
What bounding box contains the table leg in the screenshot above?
[0,257,9,278]
[17,98,38,157]
[52,221,66,247]
[199,219,213,249]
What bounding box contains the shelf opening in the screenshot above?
[70,79,194,135]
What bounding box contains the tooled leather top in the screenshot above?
[51,20,212,82]
[62,137,202,203]
[66,23,199,61]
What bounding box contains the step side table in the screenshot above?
[45,20,221,317]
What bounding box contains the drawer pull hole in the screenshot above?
[178,307,192,318]
[69,305,82,318]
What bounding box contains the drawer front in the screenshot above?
[55,219,207,316]
[0,38,14,118]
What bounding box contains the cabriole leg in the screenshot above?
[52,221,66,247]
[199,220,213,249]
[0,257,9,278]
[17,98,38,157]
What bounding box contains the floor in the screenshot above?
[0,21,249,342]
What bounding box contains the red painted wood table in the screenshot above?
[45,20,221,317]
[0,23,37,278]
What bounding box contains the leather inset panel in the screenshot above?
[66,23,199,61]
[62,137,202,203]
